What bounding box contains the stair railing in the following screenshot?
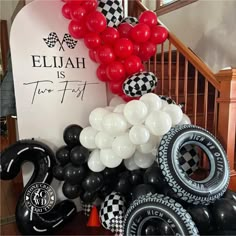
[132,0,236,183]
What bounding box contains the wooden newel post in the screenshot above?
[216,69,236,174]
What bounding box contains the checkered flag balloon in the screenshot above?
[97,0,123,27]
[178,144,200,176]
[81,202,93,217]
[121,16,139,26]
[62,33,77,49]
[43,32,59,48]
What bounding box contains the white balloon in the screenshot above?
[102,113,128,136]
[88,149,105,172]
[113,104,126,113]
[145,110,172,136]
[112,133,136,159]
[79,126,98,149]
[123,100,148,125]
[95,131,114,149]
[124,156,139,171]
[137,135,160,154]
[129,125,150,145]
[140,93,162,113]
[162,104,183,126]
[89,108,110,131]
[100,149,122,168]
[105,106,114,112]
[109,96,125,107]
[178,113,191,125]
[133,151,156,168]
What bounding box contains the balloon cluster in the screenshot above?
[61,0,168,100]
[80,93,190,171]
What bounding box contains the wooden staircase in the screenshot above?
[133,0,236,191]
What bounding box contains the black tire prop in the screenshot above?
[0,140,76,234]
[123,193,199,236]
[158,124,230,205]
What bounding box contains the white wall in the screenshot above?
[158,0,236,73]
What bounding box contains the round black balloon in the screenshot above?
[62,182,80,199]
[98,185,114,200]
[211,198,236,231]
[131,184,156,201]
[82,172,104,192]
[144,225,159,235]
[159,221,174,235]
[53,165,64,181]
[188,205,213,234]
[115,172,131,194]
[63,124,82,147]
[129,170,143,186]
[70,145,89,166]
[223,189,236,202]
[80,191,98,204]
[64,164,87,184]
[56,146,70,166]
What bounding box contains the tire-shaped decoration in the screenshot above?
[124,193,199,236]
[158,124,230,205]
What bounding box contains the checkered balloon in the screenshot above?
[123,72,158,97]
[99,192,125,234]
[159,95,176,105]
[97,0,124,27]
[121,16,139,26]
[81,202,93,217]
[178,144,200,176]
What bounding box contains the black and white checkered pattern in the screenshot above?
[178,144,200,176]
[123,72,158,97]
[99,192,125,229]
[159,95,176,105]
[110,214,124,236]
[62,33,77,49]
[97,0,123,27]
[81,202,93,217]
[121,16,138,26]
[43,32,59,48]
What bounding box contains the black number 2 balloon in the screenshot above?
[0,140,76,234]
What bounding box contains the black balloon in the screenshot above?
[53,165,64,181]
[80,191,98,204]
[70,145,89,166]
[63,124,82,147]
[82,172,104,192]
[64,164,86,184]
[144,225,158,235]
[129,170,143,186]
[56,146,70,166]
[98,185,114,200]
[131,184,156,201]
[62,182,80,199]
[223,189,236,202]
[159,221,174,235]
[115,172,131,194]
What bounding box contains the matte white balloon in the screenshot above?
[137,135,160,154]
[102,113,128,136]
[95,131,114,149]
[100,149,123,168]
[145,110,172,136]
[178,113,191,125]
[162,104,183,126]
[88,149,105,172]
[79,126,98,149]
[123,100,148,125]
[89,108,110,131]
[124,156,139,171]
[109,96,124,107]
[129,125,150,145]
[133,151,156,169]
[112,133,136,159]
[140,93,162,113]
[105,106,114,112]
[113,104,126,113]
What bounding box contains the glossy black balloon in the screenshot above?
[144,225,158,235]
[82,172,104,192]
[64,164,86,184]
[188,205,213,234]
[223,189,236,202]
[131,184,156,201]
[80,191,98,204]
[211,198,236,231]
[129,170,143,186]
[70,145,89,166]
[53,165,64,181]
[63,124,82,147]
[62,182,80,199]
[56,146,70,166]
[115,173,131,194]
[98,184,114,200]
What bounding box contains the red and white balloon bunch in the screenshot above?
[61,0,168,101]
[79,93,191,172]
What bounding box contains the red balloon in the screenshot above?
[68,20,88,39]
[106,61,126,82]
[124,55,142,75]
[89,49,98,62]
[139,10,158,27]
[101,27,120,45]
[117,23,133,38]
[96,45,115,64]
[97,64,109,82]
[81,0,98,12]
[62,3,72,19]
[139,41,156,61]
[129,23,151,43]
[84,32,101,49]
[150,25,168,44]
[132,42,140,56]
[139,64,145,72]
[70,5,87,22]
[86,11,107,33]
[108,80,124,95]
[114,38,134,59]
